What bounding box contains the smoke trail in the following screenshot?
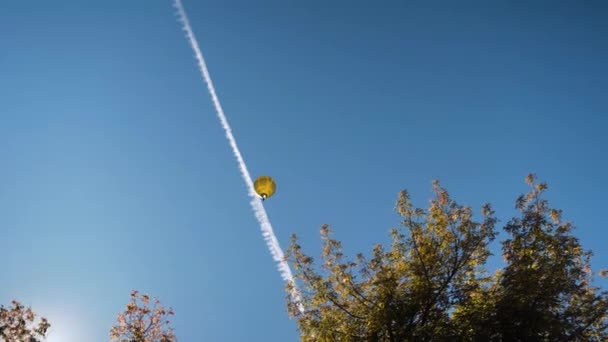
[172,0,303,313]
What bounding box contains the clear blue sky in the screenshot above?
[1,1,607,341]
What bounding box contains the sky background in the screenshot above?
[1,0,607,341]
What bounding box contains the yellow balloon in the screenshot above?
[254,176,276,200]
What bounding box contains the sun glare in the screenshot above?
[40,307,85,342]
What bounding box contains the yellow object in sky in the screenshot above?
[254,176,276,201]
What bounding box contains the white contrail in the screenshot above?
[172,0,303,313]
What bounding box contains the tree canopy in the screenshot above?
[109,290,176,342]
[1,290,176,342]
[0,300,50,342]
[286,175,608,341]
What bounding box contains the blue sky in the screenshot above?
[1,1,607,341]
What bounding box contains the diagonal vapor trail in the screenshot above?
[172,0,303,313]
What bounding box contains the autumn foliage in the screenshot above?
[0,300,50,342]
[109,290,176,342]
[286,175,608,341]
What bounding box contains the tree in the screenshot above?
[0,300,50,342]
[454,174,608,341]
[109,290,176,342]
[285,175,608,341]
